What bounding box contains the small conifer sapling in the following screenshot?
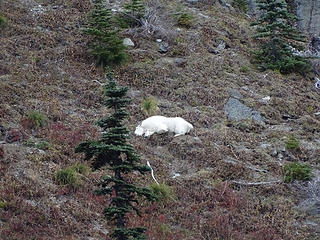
[84,0,127,67]
[121,0,146,27]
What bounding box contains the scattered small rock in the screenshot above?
[268,125,293,132]
[93,222,109,235]
[38,149,45,155]
[193,136,202,143]
[260,96,271,104]
[277,153,284,160]
[25,199,38,207]
[127,89,141,98]
[311,35,320,53]
[186,0,199,4]
[241,86,250,91]
[228,89,243,100]
[300,140,320,151]
[19,0,37,8]
[271,149,278,157]
[282,114,297,120]
[35,25,50,32]
[219,0,232,9]
[170,135,202,147]
[158,42,169,54]
[174,58,187,67]
[123,38,135,47]
[260,143,271,149]
[198,12,209,19]
[172,173,181,178]
[208,41,226,54]
[156,57,187,67]
[30,4,46,16]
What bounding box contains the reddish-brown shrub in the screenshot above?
[48,122,99,148]
[213,182,246,210]
[20,118,35,130]
[126,203,184,240]
[250,228,282,240]
[5,128,24,143]
[201,214,243,240]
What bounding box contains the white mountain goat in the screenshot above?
[134,116,193,137]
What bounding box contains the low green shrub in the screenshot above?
[240,66,249,73]
[35,140,50,150]
[72,162,91,176]
[177,12,193,28]
[158,223,172,235]
[55,167,79,187]
[141,96,158,116]
[122,0,145,27]
[27,111,47,129]
[283,162,312,183]
[25,139,50,150]
[150,183,174,201]
[25,138,36,147]
[0,200,7,209]
[232,0,248,13]
[55,163,91,187]
[285,136,300,151]
[0,15,7,28]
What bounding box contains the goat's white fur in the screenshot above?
[135,116,193,137]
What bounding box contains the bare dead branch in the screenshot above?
[147,160,159,185]
[230,180,282,186]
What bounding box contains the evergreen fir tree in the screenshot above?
[124,0,145,18]
[75,73,155,240]
[252,0,310,74]
[84,0,127,67]
[122,0,146,27]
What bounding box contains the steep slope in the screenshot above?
[0,0,319,239]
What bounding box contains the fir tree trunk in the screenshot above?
[115,169,124,230]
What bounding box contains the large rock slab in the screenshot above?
[224,97,265,122]
[295,0,320,35]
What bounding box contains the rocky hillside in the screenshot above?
[0,0,320,239]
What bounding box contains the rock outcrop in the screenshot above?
[295,0,320,35]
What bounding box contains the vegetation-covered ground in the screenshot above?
[0,0,319,239]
